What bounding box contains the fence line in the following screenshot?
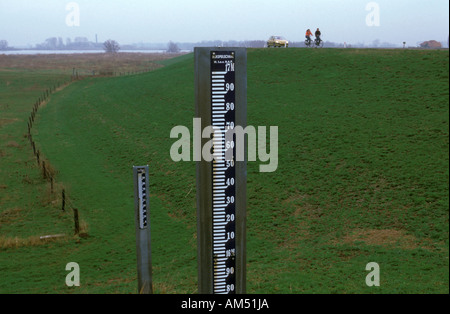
[27,67,153,236]
[26,78,79,235]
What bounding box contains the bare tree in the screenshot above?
[103,39,120,53]
[0,40,8,50]
[167,41,180,53]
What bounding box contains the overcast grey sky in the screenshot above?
[0,0,449,47]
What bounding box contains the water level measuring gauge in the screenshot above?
[195,47,247,294]
[133,165,152,294]
[137,167,149,229]
[211,51,237,294]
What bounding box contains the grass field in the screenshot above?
[1,48,448,294]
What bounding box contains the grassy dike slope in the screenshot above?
[15,49,450,293]
[0,69,77,294]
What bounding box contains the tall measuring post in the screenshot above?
[195,47,247,294]
[133,165,153,294]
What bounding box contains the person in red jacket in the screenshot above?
[305,29,313,44]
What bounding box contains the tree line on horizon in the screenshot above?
[1,36,448,51]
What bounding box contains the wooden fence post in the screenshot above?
[73,208,80,235]
[62,189,66,211]
[42,161,47,179]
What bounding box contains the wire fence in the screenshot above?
[26,69,153,236]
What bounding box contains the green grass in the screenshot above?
[1,48,448,293]
[0,70,73,240]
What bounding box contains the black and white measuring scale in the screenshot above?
[211,51,237,294]
[133,165,153,294]
[195,47,247,294]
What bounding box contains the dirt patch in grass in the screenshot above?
[283,193,310,205]
[0,207,23,224]
[339,229,431,250]
[283,193,324,219]
[6,141,20,148]
[0,234,67,249]
[0,118,18,128]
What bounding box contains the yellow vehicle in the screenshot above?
[267,36,289,48]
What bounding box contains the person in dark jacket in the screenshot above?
[315,28,322,43]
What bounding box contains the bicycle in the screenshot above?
[305,37,313,48]
[314,37,324,48]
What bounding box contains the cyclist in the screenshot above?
[315,28,322,45]
[305,29,313,45]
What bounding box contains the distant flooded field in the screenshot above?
[0,52,187,75]
[0,50,180,55]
